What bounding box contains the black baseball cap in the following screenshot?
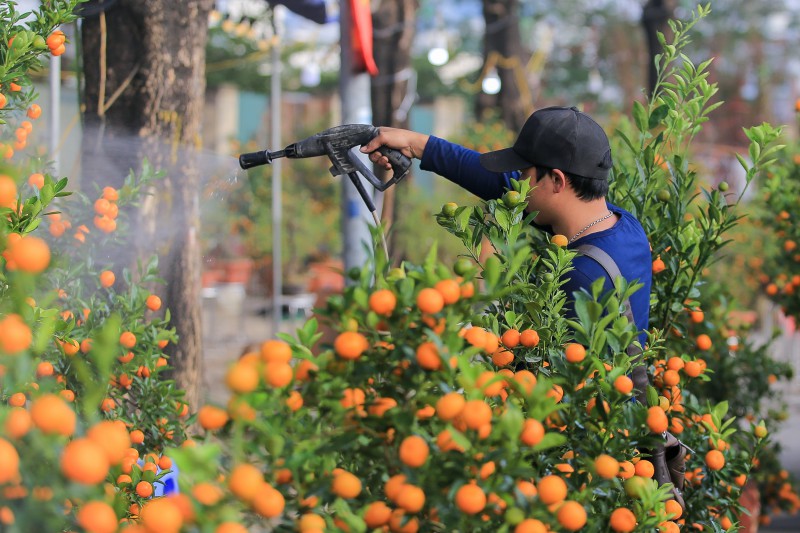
[479,106,613,180]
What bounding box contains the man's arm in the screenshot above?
[361,127,516,201]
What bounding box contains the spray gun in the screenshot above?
[238,124,412,214]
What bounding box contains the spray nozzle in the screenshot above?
[238,150,271,169]
[238,148,296,169]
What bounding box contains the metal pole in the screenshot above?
[49,54,61,175]
[271,8,284,333]
[339,0,375,281]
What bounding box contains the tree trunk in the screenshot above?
[79,1,143,193]
[371,0,417,264]
[641,0,674,95]
[478,0,529,133]
[79,0,214,411]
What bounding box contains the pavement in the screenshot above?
[200,293,800,531]
[752,306,800,531]
[761,393,800,532]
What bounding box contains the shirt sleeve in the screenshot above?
[419,136,516,201]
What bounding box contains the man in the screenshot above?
[362,106,686,508]
[360,105,652,341]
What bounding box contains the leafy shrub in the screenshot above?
[607,3,798,526]
[736,103,800,521]
[749,110,800,321]
[180,9,781,533]
[1,2,796,533]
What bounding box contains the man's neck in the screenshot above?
[555,199,616,242]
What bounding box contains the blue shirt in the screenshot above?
[420,136,652,344]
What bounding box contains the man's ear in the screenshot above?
[551,169,567,192]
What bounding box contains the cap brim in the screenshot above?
[478,147,533,173]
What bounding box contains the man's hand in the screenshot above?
[360,127,430,170]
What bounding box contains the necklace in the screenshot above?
[568,211,614,244]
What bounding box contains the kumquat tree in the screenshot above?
[1,2,192,532]
[1,1,799,533]
[733,100,800,526]
[181,4,786,533]
[750,103,800,323]
[606,3,799,527]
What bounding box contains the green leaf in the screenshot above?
[33,312,57,353]
[422,242,438,273]
[748,141,760,164]
[533,432,567,451]
[495,208,510,232]
[713,401,729,422]
[646,386,659,407]
[632,101,648,133]
[498,407,524,439]
[299,318,319,343]
[615,129,637,153]
[648,105,669,130]
[456,205,471,231]
[483,256,501,290]
[25,217,41,233]
[266,433,286,456]
[449,428,471,452]
[504,311,518,327]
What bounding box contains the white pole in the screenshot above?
[271,7,284,334]
[49,54,61,175]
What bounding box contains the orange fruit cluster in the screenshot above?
[0,313,33,354]
[46,30,66,56]
[93,187,120,233]
[2,232,51,273]
[46,211,71,238]
[0,174,17,209]
[10,121,33,152]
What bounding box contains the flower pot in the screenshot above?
[223,258,254,284]
[739,480,760,532]
[201,268,225,288]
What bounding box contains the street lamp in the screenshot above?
[482,67,501,95]
[428,45,449,67]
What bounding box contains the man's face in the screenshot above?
[522,167,553,224]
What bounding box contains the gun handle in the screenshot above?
[341,147,411,193]
[376,146,412,188]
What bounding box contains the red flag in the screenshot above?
[350,0,378,75]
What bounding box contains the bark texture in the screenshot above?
[80,0,214,411]
[478,0,529,133]
[641,0,675,95]
[371,0,417,262]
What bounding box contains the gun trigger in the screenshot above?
[324,139,350,177]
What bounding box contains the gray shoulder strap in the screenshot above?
[575,244,636,326]
[576,244,647,404]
